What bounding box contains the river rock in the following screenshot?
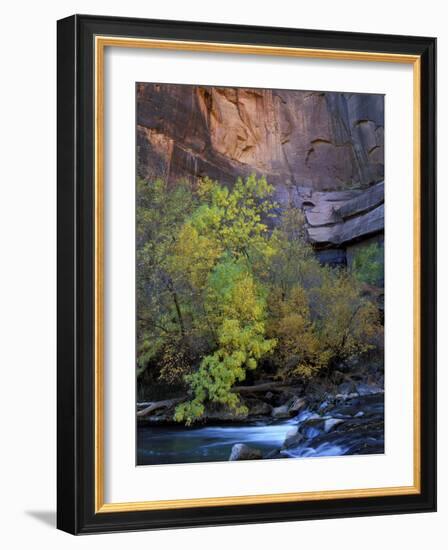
[303,413,322,423]
[355,383,383,396]
[283,432,304,449]
[285,426,299,438]
[324,418,345,433]
[295,415,327,439]
[282,426,305,449]
[335,392,359,401]
[229,444,263,461]
[289,397,306,414]
[271,405,290,419]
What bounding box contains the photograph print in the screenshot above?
[136,83,385,466]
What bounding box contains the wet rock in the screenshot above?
[319,400,330,411]
[283,432,304,449]
[330,392,384,417]
[335,392,359,401]
[289,397,307,414]
[229,443,262,461]
[278,393,385,458]
[285,427,299,438]
[298,416,326,439]
[301,413,322,424]
[324,418,345,432]
[355,383,382,396]
[264,448,283,459]
[271,405,290,419]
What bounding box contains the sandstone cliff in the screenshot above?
[136,83,384,195]
[136,83,384,261]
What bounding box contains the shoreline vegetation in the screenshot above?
[136,174,384,456]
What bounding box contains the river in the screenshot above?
[137,395,384,465]
[137,417,298,465]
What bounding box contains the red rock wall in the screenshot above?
[136,83,384,195]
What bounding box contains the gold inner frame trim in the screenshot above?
[94,35,422,513]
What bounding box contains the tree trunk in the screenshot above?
[167,279,186,337]
[232,382,287,394]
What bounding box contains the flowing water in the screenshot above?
[137,398,384,466]
[137,418,297,465]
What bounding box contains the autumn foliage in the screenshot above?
[136,175,382,424]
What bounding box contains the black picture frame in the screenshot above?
[57,14,436,534]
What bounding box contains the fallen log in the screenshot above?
[136,397,185,418]
[232,382,287,394]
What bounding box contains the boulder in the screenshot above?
[297,416,326,439]
[288,397,307,414]
[283,432,304,449]
[324,418,345,433]
[271,405,290,419]
[229,444,263,461]
[285,426,299,438]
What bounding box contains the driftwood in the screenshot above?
[136,397,185,418]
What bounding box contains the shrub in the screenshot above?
[351,242,384,286]
[268,264,382,381]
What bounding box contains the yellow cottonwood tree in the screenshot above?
[175,261,276,425]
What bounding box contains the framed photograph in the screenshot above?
[57,14,436,534]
